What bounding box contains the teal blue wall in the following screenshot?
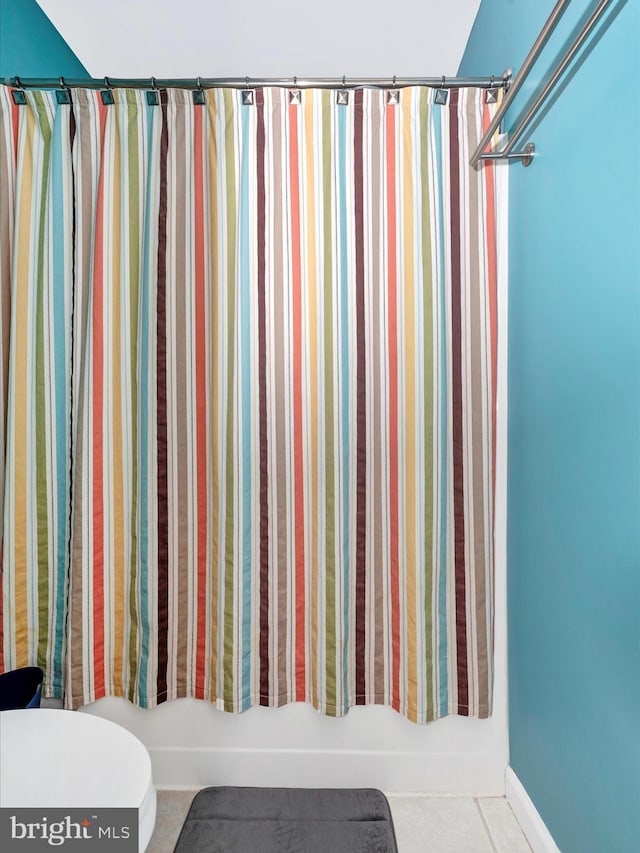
[0,0,88,78]
[460,1,639,851]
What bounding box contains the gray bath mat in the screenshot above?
[173,786,398,853]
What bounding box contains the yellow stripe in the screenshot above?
[402,96,418,719]
[13,106,36,664]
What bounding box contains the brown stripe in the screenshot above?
[174,98,190,697]
[353,89,367,701]
[256,89,270,704]
[155,92,169,703]
[269,89,289,705]
[272,91,288,701]
[448,90,469,713]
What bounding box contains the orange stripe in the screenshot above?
[194,104,208,696]
[111,107,124,694]
[92,97,108,699]
[386,103,401,712]
[289,101,306,701]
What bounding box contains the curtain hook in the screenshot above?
[289,76,301,104]
[101,76,114,105]
[59,77,71,103]
[387,75,400,105]
[11,76,27,104]
[193,76,206,105]
[337,75,349,105]
[490,75,495,88]
[241,77,254,105]
[147,77,160,107]
[441,75,445,89]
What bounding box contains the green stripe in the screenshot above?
[127,97,141,701]
[33,93,52,671]
[223,90,237,710]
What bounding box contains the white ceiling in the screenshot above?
[36,0,483,79]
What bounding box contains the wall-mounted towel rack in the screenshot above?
[471,0,618,168]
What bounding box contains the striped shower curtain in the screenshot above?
[0,83,501,722]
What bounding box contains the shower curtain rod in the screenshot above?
[470,0,617,168]
[2,74,509,91]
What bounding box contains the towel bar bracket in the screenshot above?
[480,142,535,168]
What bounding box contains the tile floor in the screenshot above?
[147,789,532,853]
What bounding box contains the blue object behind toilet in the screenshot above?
[0,666,44,710]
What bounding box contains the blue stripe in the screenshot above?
[240,98,253,709]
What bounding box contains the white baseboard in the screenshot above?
[506,767,561,852]
[149,745,506,794]
[80,698,507,795]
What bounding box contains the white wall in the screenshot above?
[38,0,482,78]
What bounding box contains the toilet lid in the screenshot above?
[0,708,153,808]
[1,708,157,851]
